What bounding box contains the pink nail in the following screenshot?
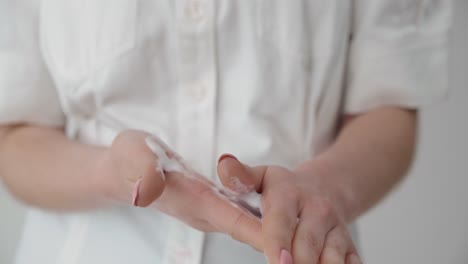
[132,178,142,206]
[280,249,293,264]
[217,153,237,165]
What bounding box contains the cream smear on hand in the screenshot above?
[145,136,263,218]
[145,136,185,175]
[218,177,263,217]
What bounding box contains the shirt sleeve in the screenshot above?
[0,0,65,126]
[345,0,452,114]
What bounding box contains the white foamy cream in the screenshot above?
[145,136,185,174]
[219,177,263,217]
[145,136,263,218]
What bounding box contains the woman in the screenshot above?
[0,1,451,263]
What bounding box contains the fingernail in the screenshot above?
[280,249,293,264]
[217,153,237,165]
[132,178,142,206]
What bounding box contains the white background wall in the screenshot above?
[1,1,467,263]
[357,1,468,263]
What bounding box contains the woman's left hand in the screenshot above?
[217,154,362,264]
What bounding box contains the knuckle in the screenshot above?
[327,235,347,254]
[323,226,353,257]
[311,198,336,221]
[266,212,296,234]
[296,232,322,255]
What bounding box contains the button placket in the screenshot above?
[171,1,217,264]
[188,82,208,101]
[184,0,206,21]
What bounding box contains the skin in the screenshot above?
[0,106,416,264]
[218,106,417,264]
[0,128,264,250]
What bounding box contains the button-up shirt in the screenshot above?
[0,0,450,263]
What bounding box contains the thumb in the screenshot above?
[132,138,167,207]
[133,162,166,207]
[217,154,267,194]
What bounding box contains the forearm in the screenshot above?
[296,107,417,222]
[0,124,107,210]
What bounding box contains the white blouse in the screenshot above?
[0,0,450,263]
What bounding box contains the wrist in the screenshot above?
[91,147,117,204]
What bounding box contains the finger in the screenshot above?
[201,189,264,251]
[217,154,267,193]
[184,218,218,233]
[262,187,300,264]
[292,205,337,264]
[134,164,166,207]
[345,253,362,264]
[133,145,166,207]
[320,225,360,264]
[319,225,350,264]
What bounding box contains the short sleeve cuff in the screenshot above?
[345,36,449,114]
[0,53,65,126]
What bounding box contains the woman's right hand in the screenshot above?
[97,130,263,251]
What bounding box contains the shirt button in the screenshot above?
[185,0,205,21]
[188,84,207,101]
